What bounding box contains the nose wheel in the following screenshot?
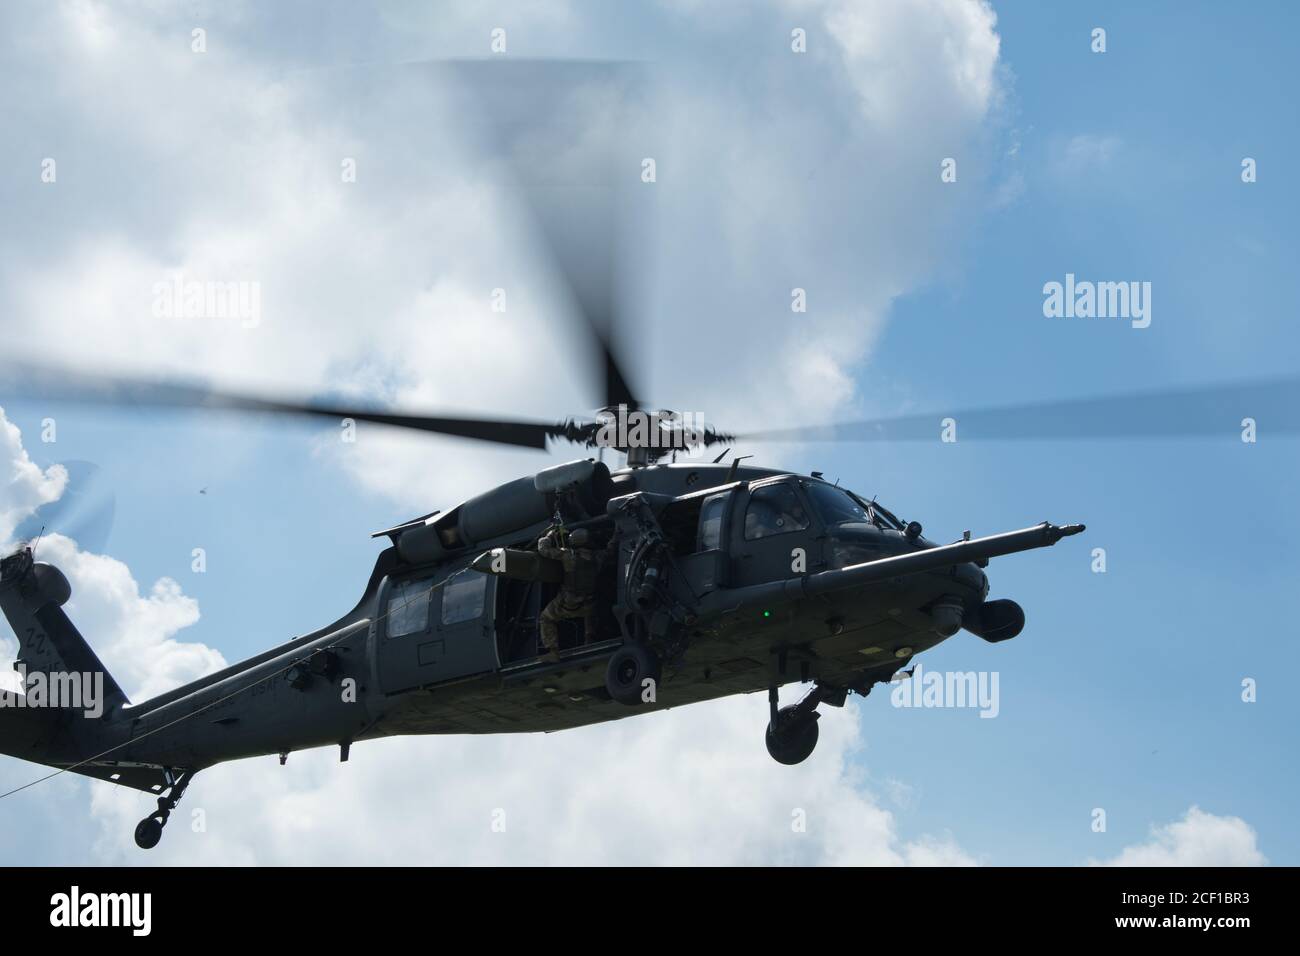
[765,705,820,765]
[764,685,828,765]
[133,769,195,850]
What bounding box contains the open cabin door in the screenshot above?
[674,488,733,593]
[378,565,497,694]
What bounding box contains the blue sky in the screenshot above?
[0,1,1294,864]
[820,1,1300,863]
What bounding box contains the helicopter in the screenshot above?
[4,311,1298,853]
[2,62,1296,852]
[0,347,1090,850]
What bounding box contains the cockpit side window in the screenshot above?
[744,483,811,540]
[698,493,728,550]
[387,577,433,638]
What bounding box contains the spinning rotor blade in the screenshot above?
[2,363,566,450]
[736,375,1300,443]
[4,60,649,458]
[420,59,645,411]
[12,460,116,553]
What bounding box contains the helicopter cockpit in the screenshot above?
[795,481,911,570]
[645,474,920,592]
[799,480,906,532]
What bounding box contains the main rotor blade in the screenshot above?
[420,59,645,410]
[12,460,116,553]
[736,376,1300,443]
[2,364,563,450]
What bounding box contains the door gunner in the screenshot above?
[537,526,601,661]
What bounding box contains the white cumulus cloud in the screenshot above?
[0,408,67,545]
[0,409,222,701]
[86,692,978,866]
[1092,806,1268,867]
[1,0,1010,512]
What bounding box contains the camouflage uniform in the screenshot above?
[537,528,599,656]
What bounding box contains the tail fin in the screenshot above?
[0,547,128,712]
[0,548,173,795]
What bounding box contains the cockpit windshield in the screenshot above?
[803,481,868,525]
[863,498,906,531]
[803,480,904,531]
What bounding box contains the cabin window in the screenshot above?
[744,483,810,540]
[698,493,728,550]
[387,577,433,638]
[441,569,487,625]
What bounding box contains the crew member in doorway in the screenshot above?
[537,525,601,661]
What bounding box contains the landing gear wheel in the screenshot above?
[765,706,819,765]
[131,769,195,850]
[605,641,662,706]
[134,815,164,850]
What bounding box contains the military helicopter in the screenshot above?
[9,342,1297,852]
[1,339,1087,850]
[2,62,1297,851]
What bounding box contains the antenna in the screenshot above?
[727,454,754,481]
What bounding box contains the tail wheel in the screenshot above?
[765,706,819,765]
[134,815,164,850]
[130,769,195,849]
[605,641,662,706]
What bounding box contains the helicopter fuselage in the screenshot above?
[1,460,1080,844]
